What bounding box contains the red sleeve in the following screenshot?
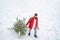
[26,18,30,25]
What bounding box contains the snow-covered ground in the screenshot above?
[0,0,60,40]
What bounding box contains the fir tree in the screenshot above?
[13,17,27,37]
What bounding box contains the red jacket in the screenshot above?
[26,16,38,30]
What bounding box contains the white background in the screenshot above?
[0,0,60,40]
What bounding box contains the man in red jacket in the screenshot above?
[26,13,39,38]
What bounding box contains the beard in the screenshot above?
[34,17,37,19]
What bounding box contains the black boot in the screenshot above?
[34,35,37,38]
[28,32,30,36]
[28,30,31,36]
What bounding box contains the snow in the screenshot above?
[0,0,60,40]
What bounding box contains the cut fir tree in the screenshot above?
[13,17,27,37]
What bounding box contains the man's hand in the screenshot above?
[24,24,27,27]
[36,27,39,30]
[25,24,29,28]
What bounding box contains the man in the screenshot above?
[26,13,39,38]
